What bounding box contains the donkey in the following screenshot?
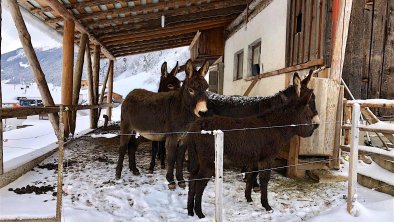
[202,70,319,191]
[116,59,210,190]
[184,83,319,218]
[149,61,181,173]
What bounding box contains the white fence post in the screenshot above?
[214,130,224,222]
[347,103,360,215]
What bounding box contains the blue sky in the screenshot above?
[2,6,61,53]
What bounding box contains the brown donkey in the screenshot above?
[116,59,210,190]
[184,76,319,218]
[150,61,181,173]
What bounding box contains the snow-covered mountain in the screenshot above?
[1,46,190,86]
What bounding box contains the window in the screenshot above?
[233,50,244,80]
[248,39,261,76]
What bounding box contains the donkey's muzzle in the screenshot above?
[312,115,320,129]
[194,100,208,117]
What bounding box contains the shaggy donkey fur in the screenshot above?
[184,87,318,218]
[116,59,209,190]
[149,61,181,173]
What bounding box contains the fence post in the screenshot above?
[213,130,223,222]
[56,106,65,222]
[347,103,360,215]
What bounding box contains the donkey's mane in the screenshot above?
[206,85,296,107]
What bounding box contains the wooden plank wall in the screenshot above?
[343,0,394,116]
[286,0,329,67]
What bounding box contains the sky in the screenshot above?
[1,5,61,53]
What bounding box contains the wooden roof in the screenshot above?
[17,0,249,59]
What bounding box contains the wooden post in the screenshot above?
[214,130,224,222]
[6,0,59,134]
[70,33,88,135]
[106,60,114,121]
[344,104,352,145]
[287,136,300,178]
[92,45,101,128]
[331,86,344,169]
[347,103,360,215]
[98,60,113,118]
[56,106,65,222]
[85,43,95,129]
[61,19,75,136]
[330,0,353,83]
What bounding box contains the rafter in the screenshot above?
[111,40,193,54]
[100,18,232,46]
[42,0,115,60]
[113,42,191,57]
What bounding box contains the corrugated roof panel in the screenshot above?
[84,7,93,13]
[99,5,108,11]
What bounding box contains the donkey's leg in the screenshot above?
[187,174,196,216]
[252,170,260,192]
[245,171,254,202]
[127,136,140,175]
[165,136,178,189]
[194,177,210,219]
[176,144,187,188]
[116,133,131,179]
[258,160,273,212]
[159,141,166,169]
[148,141,159,173]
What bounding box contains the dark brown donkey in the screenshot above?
[116,59,210,190]
[149,61,181,173]
[202,70,319,191]
[184,77,319,218]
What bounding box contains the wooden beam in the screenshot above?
[43,0,115,60]
[76,0,243,22]
[85,41,95,129]
[227,0,271,32]
[92,45,100,128]
[189,30,201,50]
[110,39,193,54]
[61,19,74,136]
[6,0,59,135]
[113,42,191,57]
[107,34,195,50]
[243,77,259,96]
[0,107,60,119]
[330,0,353,83]
[244,59,324,81]
[70,33,88,135]
[82,2,245,27]
[98,60,113,118]
[0,0,3,175]
[101,18,232,45]
[106,60,114,121]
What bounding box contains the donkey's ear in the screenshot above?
[293,72,301,97]
[161,62,168,78]
[199,60,210,77]
[301,90,313,106]
[170,61,179,76]
[185,59,194,79]
[302,69,313,88]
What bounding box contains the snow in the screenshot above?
[358,145,394,158]
[348,99,394,105]
[362,121,394,131]
[19,61,30,68]
[358,161,394,186]
[1,81,61,104]
[91,133,118,139]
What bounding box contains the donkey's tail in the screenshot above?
[182,138,199,174]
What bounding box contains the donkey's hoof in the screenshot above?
[246,198,253,202]
[178,181,186,189]
[267,209,274,213]
[132,170,140,176]
[161,164,166,169]
[196,212,205,219]
[253,186,261,192]
[115,174,121,180]
[168,183,176,190]
[147,169,154,174]
[188,210,194,216]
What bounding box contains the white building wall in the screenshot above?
[223,0,289,96]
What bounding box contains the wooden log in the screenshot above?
[56,107,65,222]
[61,19,75,136]
[330,0,354,83]
[98,60,113,118]
[0,107,60,119]
[287,137,301,178]
[92,45,101,128]
[70,33,88,135]
[345,100,394,108]
[85,42,95,129]
[5,0,59,135]
[43,0,115,60]
[0,0,3,175]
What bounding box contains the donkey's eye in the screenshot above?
[188,88,195,95]
[167,84,174,89]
